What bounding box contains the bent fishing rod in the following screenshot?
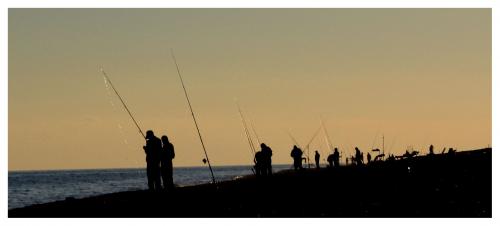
[236,101,261,147]
[236,101,257,161]
[288,126,322,168]
[304,125,323,168]
[170,49,216,184]
[287,130,301,148]
[248,116,261,145]
[100,68,146,140]
[236,102,261,175]
[320,117,334,151]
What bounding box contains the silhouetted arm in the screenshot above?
[171,144,175,159]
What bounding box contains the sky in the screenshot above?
[8,8,491,171]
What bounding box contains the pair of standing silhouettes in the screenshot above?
[254,143,273,176]
[143,130,175,191]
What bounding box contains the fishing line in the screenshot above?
[100,67,146,140]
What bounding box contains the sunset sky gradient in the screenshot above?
[8,9,491,170]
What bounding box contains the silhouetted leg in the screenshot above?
[147,165,154,190]
[160,166,167,190]
[167,164,174,190]
[154,165,162,191]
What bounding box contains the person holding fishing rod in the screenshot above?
[290,145,304,170]
[144,130,162,191]
[101,68,165,191]
[327,148,340,168]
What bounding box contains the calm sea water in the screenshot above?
[8,164,291,210]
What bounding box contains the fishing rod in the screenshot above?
[288,130,308,167]
[236,101,257,161]
[100,68,146,140]
[305,126,323,149]
[304,125,323,168]
[170,49,216,184]
[249,116,261,145]
[237,107,257,175]
[370,129,380,151]
[287,130,301,148]
[237,101,261,147]
[388,135,398,156]
[320,117,334,151]
[382,134,385,159]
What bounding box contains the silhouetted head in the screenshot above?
[294,145,297,149]
[334,147,338,151]
[315,150,319,154]
[146,130,155,139]
[261,143,266,148]
[355,147,359,151]
[161,135,169,143]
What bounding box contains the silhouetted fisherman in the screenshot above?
[387,154,396,161]
[367,152,372,164]
[355,147,364,166]
[448,148,456,156]
[402,150,419,159]
[160,135,175,191]
[428,144,434,156]
[333,148,340,167]
[314,151,320,168]
[254,151,264,176]
[261,143,273,176]
[327,152,334,168]
[143,130,162,191]
[290,145,303,170]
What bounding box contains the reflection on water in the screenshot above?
[9,164,291,209]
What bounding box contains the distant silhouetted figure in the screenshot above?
[428,145,434,156]
[367,152,372,164]
[290,145,303,170]
[327,152,334,168]
[448,148,456,156]
[371,149,380,161]
[314,151,320,168]
[160,135,175,191]
[387,154,395,161]
[402,150,419,159]
[261,143,273,176]
[345,157,349,166]
[355,147,363,166]
[374,153,385,161]
[333,148,340,167]
[143,130,162,191]
[254,151,264,176]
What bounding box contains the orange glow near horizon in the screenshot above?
[8,9,491,171]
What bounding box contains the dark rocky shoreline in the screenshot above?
[9,148,491,217]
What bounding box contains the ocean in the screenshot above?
[8,164,292,210]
